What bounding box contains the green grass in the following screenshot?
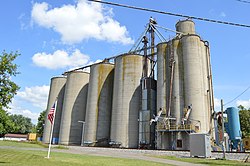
[53,145,69,149]
[0,149,167,166]
[0,140,68,149]
[152,155,250,166]
[0,140,47,148]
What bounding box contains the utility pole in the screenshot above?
[221,99,226,159]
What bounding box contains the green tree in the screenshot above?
[238,105,250,138]
[0,51,20,108]
[36,110,46,135]
[0,51,20,136]
[0,110,14,137]
[9,114,33,134]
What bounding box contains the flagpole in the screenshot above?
[47,99,57,159]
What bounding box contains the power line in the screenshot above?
[236,0,250,4]
[88,0,250,28]
[223,86,250,106]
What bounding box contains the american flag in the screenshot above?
[48,102,56,124]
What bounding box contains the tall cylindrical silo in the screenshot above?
[84,63,114,146]
[166,39,184,124]
[156,42,167,114]
[181,34,209,133]
[43,76,66,144]
[110,54,143,148]
[59,71,89,145]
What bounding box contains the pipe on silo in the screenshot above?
[43,76,66,144]
[84,63,114,146]
[110,54,143,148]
[59,71,89,145]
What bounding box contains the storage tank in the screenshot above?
[225,107,242,149]
[84,63,114,146]
[175,19,195,35]
[59,71,89,145]
[156,19,213,150]
[181,34,210,133]
[110,54,143,148]
[43,76,66,144]
[156,42,167,114]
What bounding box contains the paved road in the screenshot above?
[0,145,205,166]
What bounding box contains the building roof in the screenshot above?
[4,134,28,138]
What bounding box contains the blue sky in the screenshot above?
[1,0,250,124]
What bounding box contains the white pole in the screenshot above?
[47,99,57,159]
[78,121,85,146]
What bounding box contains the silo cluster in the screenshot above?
[156,20,214,150]
[43,19,214,150]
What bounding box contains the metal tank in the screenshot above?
[84,63,114,146]
[225,107,242,150]
[59,71,89,145]
[43,76,66,144]
[139,77,157,149]
[110,54,143,148]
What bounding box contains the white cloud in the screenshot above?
[17,85,50,109]
[8,99,40,124]
[214,98,221,112]
[220,12,226,18]
[236,99,250,109]
[32,49,90,70]
[31,0,133,45]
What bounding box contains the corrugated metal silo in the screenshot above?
[43,76,66,144]
[84,63,114,146]
[110,54,143,148]
[59,71,89,145]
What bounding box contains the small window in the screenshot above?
[246,141,249,146]
[177,139,182,148]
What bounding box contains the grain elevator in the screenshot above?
[43,19,215,150]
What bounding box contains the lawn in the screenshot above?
[0,141,167,166]
[0,140,47,148]
[1,141,249,166]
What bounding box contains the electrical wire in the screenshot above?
[236,0,250,4]
[88,0,250,28]
[223,85,250,106]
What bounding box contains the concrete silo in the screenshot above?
[43,76,66,144]
[156,20,214,150]
[110,54,143,148]
[84,63,114,146]
[59,71,89,145]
